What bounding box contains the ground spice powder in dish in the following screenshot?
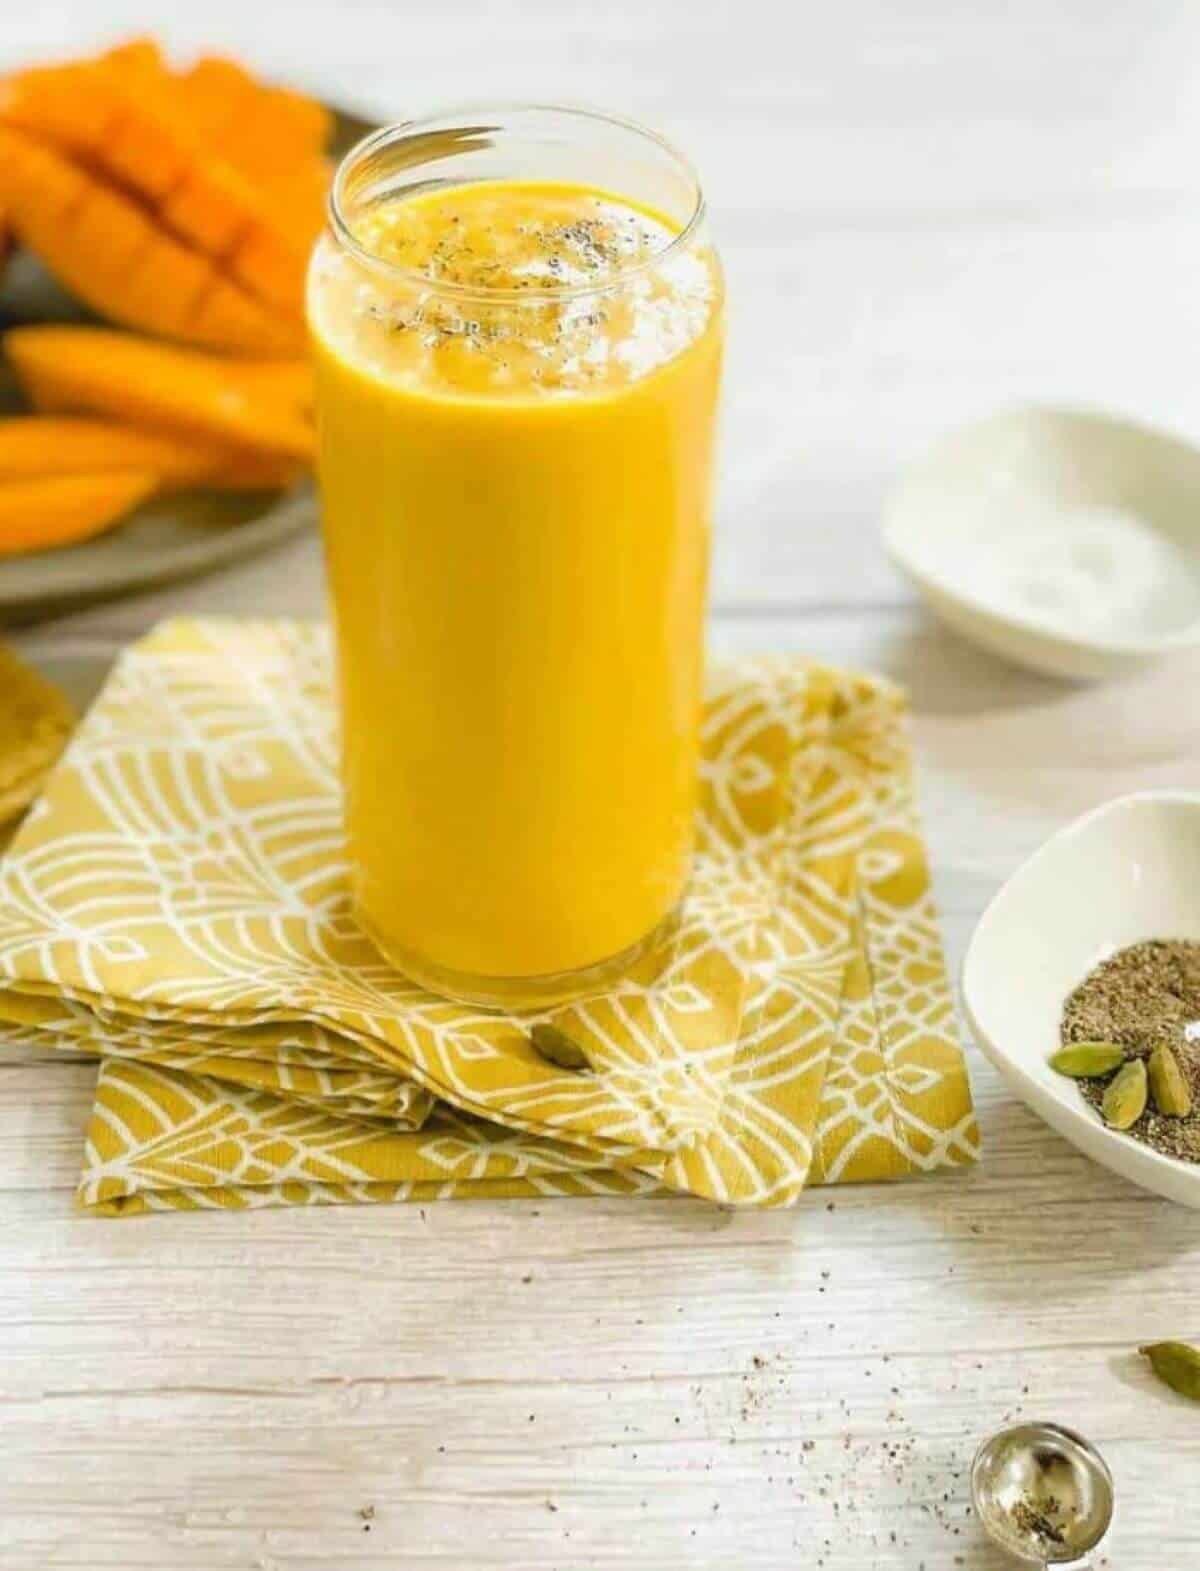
[1061,939,1200,1163]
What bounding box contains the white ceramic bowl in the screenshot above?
[883,406,1200,681]
[962,791,1200,1207]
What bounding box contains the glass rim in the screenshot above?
[327,102,708,305]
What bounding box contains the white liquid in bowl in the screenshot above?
[943,501,1200,641]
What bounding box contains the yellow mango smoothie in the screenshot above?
[308,109,724,1004]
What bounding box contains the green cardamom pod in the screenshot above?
[1049,1042,1126,1078]
[1148,1044,1192,1118]
[1101,1058,1147,1130]
[529,1023,590,1071]
[1140,1340,1200,1402]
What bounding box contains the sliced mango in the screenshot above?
[0,416,302,492]
[5,327,316,462]
[0,471,158,555]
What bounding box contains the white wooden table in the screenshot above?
[4,4,1200,1566]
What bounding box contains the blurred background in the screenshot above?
[3,0,1198,616]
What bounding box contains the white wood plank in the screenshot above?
[0,1059,93,1192]
[0,1096,1196,1570]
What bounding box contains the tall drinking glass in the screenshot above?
[307,105,724,1007]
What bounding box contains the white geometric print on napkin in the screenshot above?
[0,619,978,1212]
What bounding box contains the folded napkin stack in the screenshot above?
[0,619,978,1214]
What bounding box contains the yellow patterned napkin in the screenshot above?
[0,619,978,1213]
[0,639,73,833]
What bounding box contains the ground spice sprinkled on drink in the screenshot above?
[1058,939,1200,1162]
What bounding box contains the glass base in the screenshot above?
[359,911,670,1010]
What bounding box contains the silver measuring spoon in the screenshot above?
[971,1422,1114,1567]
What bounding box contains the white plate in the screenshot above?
[883,406,1200,681]
[0,483,317,626]
[962,791,1200,1207]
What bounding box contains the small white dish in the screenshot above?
[962,791,1200,1208]
[883,406,1200,681]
